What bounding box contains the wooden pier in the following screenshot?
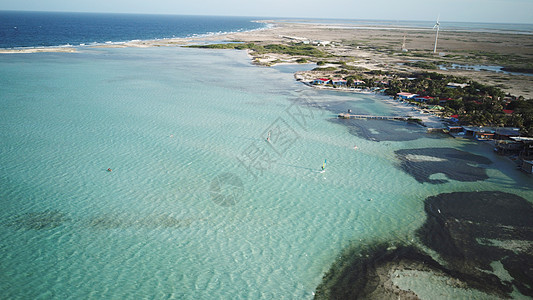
[337,113,409,121]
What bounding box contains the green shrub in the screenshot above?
[312,67,337,71]
[405,61,438,69]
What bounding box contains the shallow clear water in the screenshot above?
[1,47,532,299]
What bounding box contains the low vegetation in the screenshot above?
[311,69,533,135]
[381,72,533,135]
[501,65,533,74]
[187,42,328,58]
[312,66,337,71]
[404,61,438,69]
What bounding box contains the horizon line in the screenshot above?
[1,9,533,26]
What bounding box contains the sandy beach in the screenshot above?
[0,47,77,54]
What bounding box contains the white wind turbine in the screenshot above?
[433,15,440,54]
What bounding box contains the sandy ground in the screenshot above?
[191,21,533,98]
[0,47,77,54]
[2,20,532,98]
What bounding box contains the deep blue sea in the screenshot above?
[0,11,267,48]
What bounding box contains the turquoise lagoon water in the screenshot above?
[1,47,532,299]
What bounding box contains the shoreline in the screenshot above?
[2,19,531,98]
[3,18,528,153]
[0,20,275,54]
[300,82,448,128]
[5,18,526,136]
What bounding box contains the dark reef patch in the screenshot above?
[2,210,196,231]
[417,191,533,297]
[315,191,533,299]
[4,210,70,230]
[330,118,429,142]
[395,147,492,183]
[314,242,463,300]
[88,213,194,229]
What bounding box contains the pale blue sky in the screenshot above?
[1,0,532,24]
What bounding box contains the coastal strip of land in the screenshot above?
[0,47,77,54]
[2,20,532,99]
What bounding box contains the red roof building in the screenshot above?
[312,78,330,85]
[449,114,459,122]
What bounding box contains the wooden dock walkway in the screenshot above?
[337,113,409,121]
[337,113,446,131]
